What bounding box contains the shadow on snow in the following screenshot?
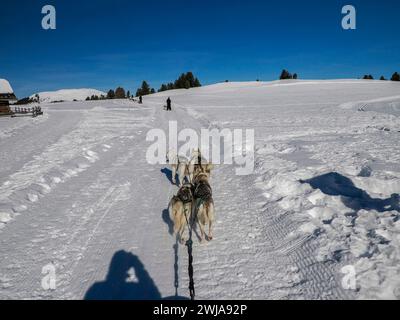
[84,250,188,300]
[300,172,399,213]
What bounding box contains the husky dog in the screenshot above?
[166,150,190,187]
[192,173,215,242]
[168,183,194,244]
[188,149,214,182]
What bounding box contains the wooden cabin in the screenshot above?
[0,79,17,115]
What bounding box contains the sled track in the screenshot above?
[177,103,351,299]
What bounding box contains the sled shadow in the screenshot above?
[300,172,399,213]
[161,168,175,184]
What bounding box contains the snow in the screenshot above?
[0,79,14,94]
[30,88,106,103]
[0,79,399,300]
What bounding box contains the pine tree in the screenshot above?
[280,69,292,80]
[380,76,386,80]
[159,84,168,92]
[174,73,185,89]
[114,87,126,99]
[127,90,131,98]
[150,88,155,94]
[136,81,151,97]
[141,81,151,95]
[193,77,201,87]
[293,73,298,79]
[184,80,190,89]
[185,72,195,87]
[107,89,115,99]
[391,72,400,81]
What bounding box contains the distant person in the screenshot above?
[139,95,143,104]
[166,97,171,111]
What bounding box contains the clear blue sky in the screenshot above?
[1,0,399,97]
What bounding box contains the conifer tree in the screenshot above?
[107,89,115,99]
[115,87,126,99]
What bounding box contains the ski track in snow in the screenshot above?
[0,80,400,299]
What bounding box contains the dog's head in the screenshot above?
[193,163,213,180]
[204,163,213,175]
[177,183,194,203]
[193,172,209,185]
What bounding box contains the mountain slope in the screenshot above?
[30,88,106,103]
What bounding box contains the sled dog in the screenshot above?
[192,172,215,241]
[189,149,214,182]
[166,150,190,187]
[168,183,194,244]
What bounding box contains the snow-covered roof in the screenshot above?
[0,79,14,94]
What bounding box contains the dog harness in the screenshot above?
[193,181,212,203]
[177,186,193,204]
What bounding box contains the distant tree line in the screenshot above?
[135,81,155,97]
[86,87,134,101]
[158,72,201,93]
[279,69,298,80]
[363,72,400,81]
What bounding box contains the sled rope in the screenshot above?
[173,239,179,297]
[183,198,203,301]
[184,206,196,300]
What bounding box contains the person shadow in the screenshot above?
[300,172,399,213]
[84,250,161,300]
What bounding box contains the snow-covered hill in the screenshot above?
[1,79,399,300]
[30,88,106,103]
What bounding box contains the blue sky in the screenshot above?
[1,0,399,97]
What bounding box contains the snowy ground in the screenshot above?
[0,80,399,300]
